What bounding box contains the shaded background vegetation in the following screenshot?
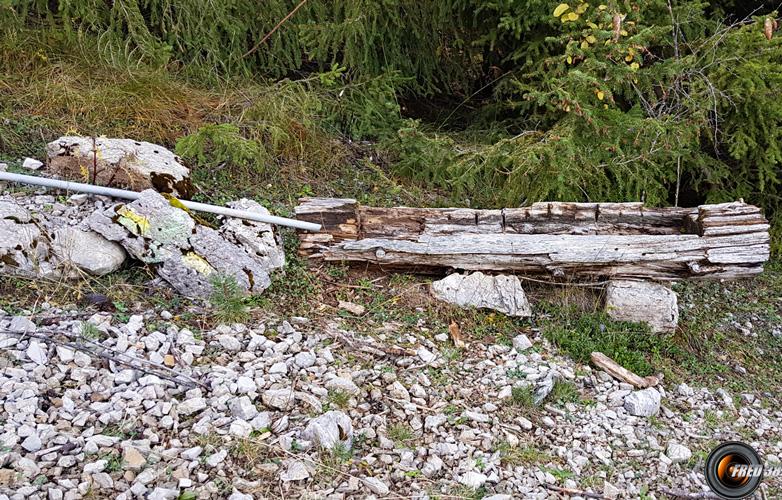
[1,0,781,251]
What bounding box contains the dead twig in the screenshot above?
[658,487,721,499]
[544,484,608,499]
[243,0,308,58]
[325,324,416,358]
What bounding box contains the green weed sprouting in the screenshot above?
[208,273,249,325]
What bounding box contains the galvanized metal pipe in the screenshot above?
[0,171,321,232]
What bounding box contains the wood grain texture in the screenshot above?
[295,198,770,280]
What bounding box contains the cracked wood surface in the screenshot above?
[294,198,769,280]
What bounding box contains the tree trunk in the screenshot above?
[294,198,770,280]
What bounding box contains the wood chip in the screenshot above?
[448,320,465,348]
[338,301,365,315]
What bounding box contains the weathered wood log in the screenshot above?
[590,352,660,388]
[294,198,770,280]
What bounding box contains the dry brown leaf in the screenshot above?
[449,320,465,349]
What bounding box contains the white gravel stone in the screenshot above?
[177,397,207,416]
[10,316,36,333]
[181,446,203,460]
[302,410,353,450]
[206,449,228,467]
[666,442,692,464]
[21,434,42,452]
[362,477,389,495]
[325,376,360,395]
[417,347,436,363]
[280,460,310,481]
[262,389,293,410]
[229,396,259,420]
[25,340,48,365]
[603,481,621,499]
[229,419,253,438]
[294,351,316,368]
[22,157,44,170]
[147,487,179,500]
[269,361,288,374]
[114,369,137,384]
[424,414,447,430]
[83,460,107,474]
[228,491,253,500]
[236,376,256,394]
[512,334,533,351]
[459,471,488,489]
[218,335,242,351]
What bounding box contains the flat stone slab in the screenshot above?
[431,272,532,317]
[605,280,678,333]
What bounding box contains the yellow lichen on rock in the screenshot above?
[182,252,215,275]
[116,206,150,236]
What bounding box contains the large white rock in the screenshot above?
[301,411,353,450]
[0,202,123,278]
[604,280,678,332]
[219,199,285,271]
[46,136,192,197]
[431,272,532,317]
[624,388,662,417]
[50,227,126,275]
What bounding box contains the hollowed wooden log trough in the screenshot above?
[294,198,770,280]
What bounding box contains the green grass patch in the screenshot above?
[497,441,554,466]
[326,389,351,410]
[511,386,536,409]
[388,423,415,447]
[548,380,580,405]
[540,304,683,377]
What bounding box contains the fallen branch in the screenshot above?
[590,352,661,388]
[543,484,608,499]
[325,323,416,358]
[658,487,721,499]
[1,328,207,389]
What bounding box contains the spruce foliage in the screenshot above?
[2,0,782,251]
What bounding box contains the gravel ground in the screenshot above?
[1,307,781,500]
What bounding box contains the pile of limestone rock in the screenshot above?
[0,137,284,298]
